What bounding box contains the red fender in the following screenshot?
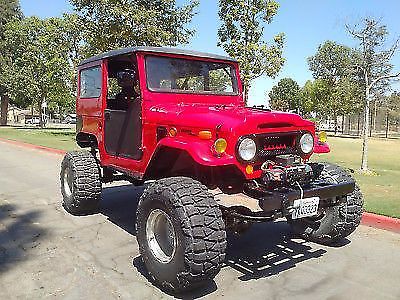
[153,136,236,167]
[313,139,330,154]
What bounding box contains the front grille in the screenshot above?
[256,132,298,159]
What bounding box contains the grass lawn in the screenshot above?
[0,126,77,152]
[313,136,400,218]
[0,126,399,217]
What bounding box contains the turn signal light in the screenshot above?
[214,138,227,154]
[198,130,212,140]
[318,131,327,143]
[245,165,254,175]
[169,127,177,137]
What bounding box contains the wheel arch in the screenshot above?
[76,132,98,148]
[144,145,245,188]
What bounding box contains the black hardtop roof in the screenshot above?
[78,46,238,66]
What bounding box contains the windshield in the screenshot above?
[145,56,238,95]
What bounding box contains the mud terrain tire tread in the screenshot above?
[60,151,101,214]
[136,177,226,293]
[289,162,363,245]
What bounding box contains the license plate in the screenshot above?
[291,197,320,219]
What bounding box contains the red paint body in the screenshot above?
[76,49,328,180]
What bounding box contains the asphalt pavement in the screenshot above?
[0,140,399,299]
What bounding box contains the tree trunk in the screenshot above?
[341,115,345,134]
[372,100,377,131]
[348,116,352,135]
[369,106,373,137]
[334,116,338,135]
[38,99,44,128]
[0,94,10,126]
[361,92,370,171]
[357,113,360,136]
[385,111,389,138]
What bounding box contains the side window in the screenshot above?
[80,66,102,98]
[106,58,139,110]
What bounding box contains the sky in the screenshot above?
[20,0,400,106]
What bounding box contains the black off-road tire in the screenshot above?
[288,162,364,245]
[60,151,102,215]
[136,177,227,293]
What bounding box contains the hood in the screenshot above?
[146,103,314,134]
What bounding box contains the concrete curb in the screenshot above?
[0,137,66,156]
[361,212,400,234]
[0,136,399,234]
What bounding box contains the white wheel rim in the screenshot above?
[62,166,73,197]
[146,209,176,263]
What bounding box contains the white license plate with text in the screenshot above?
[291,197,320,219]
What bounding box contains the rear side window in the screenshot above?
[80,66,102,98]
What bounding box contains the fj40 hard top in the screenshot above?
[60,46,363,293]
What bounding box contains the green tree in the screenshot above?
[58,13,88,107]
[218,0,285,103]
[0,0,22,125]
[300,79,331,117]
[308,40,363,132]
[387,92,400,119]
[3,17,74,127]
[60,13,87,69]
[332,77,363,114]
[70,0,199,55]
[347,18,400,172]
[268,78,301,112]
[384,92,400,138]
[308,41,353,85]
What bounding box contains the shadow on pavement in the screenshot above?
[0,203,47,273]
[132,256,218,299]
[225,221,327,281]
[99,184,341,298]
[100,183,144,236]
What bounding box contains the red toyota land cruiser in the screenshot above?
[60,47,363,292]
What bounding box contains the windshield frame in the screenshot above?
[144,54,239,96]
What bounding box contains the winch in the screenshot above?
[260,154,314,187]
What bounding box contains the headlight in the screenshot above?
[299,133,314,154]
[238,138,257,161]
